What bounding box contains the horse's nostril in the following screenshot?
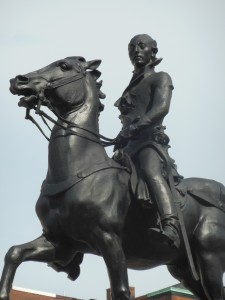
[17,75,29,83]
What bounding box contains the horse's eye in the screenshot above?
[59,62,70,71]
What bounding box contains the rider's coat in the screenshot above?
[115,62,173,158]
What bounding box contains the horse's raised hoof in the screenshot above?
[48,255,82,282]
[67,265,80,281]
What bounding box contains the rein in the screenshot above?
[25,71,115,147]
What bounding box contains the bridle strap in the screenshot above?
[25,109,50,141]
[48,104,115,143]
[25,70,115,146]
[42,71,115,143]
[46,73,86,90]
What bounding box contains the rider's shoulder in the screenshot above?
[152,71,173,86]
[154,71,172,82]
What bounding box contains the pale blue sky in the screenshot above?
[1,0,225,299]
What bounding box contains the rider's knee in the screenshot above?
[142,168,164,186]
[5,246,23,265]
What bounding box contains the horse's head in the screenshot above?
[10,56,105,116]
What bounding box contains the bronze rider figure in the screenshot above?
[114,34,180,249]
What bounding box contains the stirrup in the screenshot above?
[148,217,180,249]
[162,224,180,249]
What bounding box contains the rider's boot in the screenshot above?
[146,179,181,249]
[140,150,181,249]
[149,215,180,249]
[161,215,180,248]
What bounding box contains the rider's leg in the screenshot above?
[135,147,180,248]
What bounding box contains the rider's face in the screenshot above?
[128,36,153,69]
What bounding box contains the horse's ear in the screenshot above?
[83,60,102,70]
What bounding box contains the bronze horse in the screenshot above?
[1,56,225,300]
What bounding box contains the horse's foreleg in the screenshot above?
[96,231,130,300]
[0,235,56,300]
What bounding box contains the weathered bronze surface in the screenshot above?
[0,36,225,300]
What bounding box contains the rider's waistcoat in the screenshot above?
[115,68,173,157]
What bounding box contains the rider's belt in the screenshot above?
[41,159,129,196]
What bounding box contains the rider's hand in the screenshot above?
[113,132,128,151]
[130,117,152,132]
[128,124,138,135]
[113,124,138,151]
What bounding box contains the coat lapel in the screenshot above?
[122,73,145,94]
[122,58,162,95]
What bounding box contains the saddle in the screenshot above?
[113,148,183,210]
[177,178,225,214]
[113,149,225,214]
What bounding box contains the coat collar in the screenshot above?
[123,58,163,94]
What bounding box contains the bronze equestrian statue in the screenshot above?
[1,37,225,300]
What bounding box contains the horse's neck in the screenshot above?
[51,94,100,141]
[47,102,108,183]
[68,102,99,133]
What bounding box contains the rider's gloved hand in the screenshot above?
[128,124,138,135]
[113,131,129,151]
[113,123,140,151]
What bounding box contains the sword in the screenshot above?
[168,173,199,281]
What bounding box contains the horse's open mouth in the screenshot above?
[18,94,38,108]
[10,85,38,108]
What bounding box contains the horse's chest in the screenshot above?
[47,138,81,180]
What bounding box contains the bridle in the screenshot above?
[25,69,115,146]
